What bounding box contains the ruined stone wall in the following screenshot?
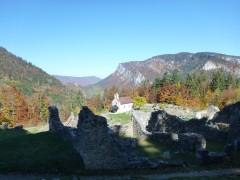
[48,106,74,143]
[146,110,184,134]
[183,118,227,140]
[74,106,128,170]
[48,106,129,170]
[212,102,240,141]
[132,110,227,141]
[132,109,227,152]
[132,111,152,139]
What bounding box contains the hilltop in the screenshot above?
[0,47,84,126]
[87,52,240,95]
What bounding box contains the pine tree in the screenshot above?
[171,69,181,84]
[161,72,171,86]
[153,76,161,89]
[210,69,225,91]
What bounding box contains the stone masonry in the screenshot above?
[48,106,128,170]
[132,110,226,153]
[211,101,240,141]
[74,106,128,169]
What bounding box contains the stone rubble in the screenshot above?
[48,101,240,169]
[133,110,225,153]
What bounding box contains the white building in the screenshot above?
[111,93,133,113]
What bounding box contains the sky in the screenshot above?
[0,0,239,78]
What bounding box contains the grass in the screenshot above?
[135,139,196,164]
[0,128,238,177]
[108,113,131,125]
[0,129,84,174]
[134,138,229,165]
[206,139,226,152]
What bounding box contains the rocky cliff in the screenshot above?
[89,52,240,90]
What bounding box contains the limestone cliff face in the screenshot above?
[89,52,240,90]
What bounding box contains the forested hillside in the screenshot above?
[86,69,240,113]
[0,47,84,126]
[88,52,240,95]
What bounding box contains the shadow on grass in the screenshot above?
[0,129,84,174]
[0,128,236,176]
[134,137,196,165]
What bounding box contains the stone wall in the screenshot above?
[132,111,152,139]
[133,110,226,141]
[48,106,74,143]
[146,110,184,134]
[132,109,226,153]
[211,102,240,141]
[48,106,129,170]
[74,106,128,170]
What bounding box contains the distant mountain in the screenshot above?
[54,75,102,86]
[87,52,240,94]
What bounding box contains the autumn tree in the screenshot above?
[35,93,50,122]
[134,96,147,109]
[138,80,151,102]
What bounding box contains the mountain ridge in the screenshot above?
[85,52,240,96]
[54,75,102,86]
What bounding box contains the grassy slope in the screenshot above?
[108,113,132,125]
[0,129,84,174]
[0,127,238,176]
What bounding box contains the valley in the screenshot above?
[0,47,240,178]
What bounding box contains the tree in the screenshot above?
[152,76,161,89]
[138,80,151,101]
[161,72,171,86]
[185,73,200,96]
[210,69,225,92]
[35,93,49,122]
[171,69,181,84]
[134,96,147,109]
[0,85,29,126]
[225,73,234,89]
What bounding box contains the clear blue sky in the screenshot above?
[0,0,239,78]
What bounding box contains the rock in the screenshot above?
[48,106,74,143]
[132,111,152,140]
[212,101,240,141]
[196,106,219,120]
[196,148,209,165]
[208,152,229,164]
[13,125,23,130]
[196,148,229,165]
[74,106,130,170]
[0,124,8,130]
[177,133,206,153]
[146,110,184,134]
[224,144,234,157]
[152,132,178,145]
[133,109,227,143]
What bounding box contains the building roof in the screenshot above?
[119,97,133,105]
